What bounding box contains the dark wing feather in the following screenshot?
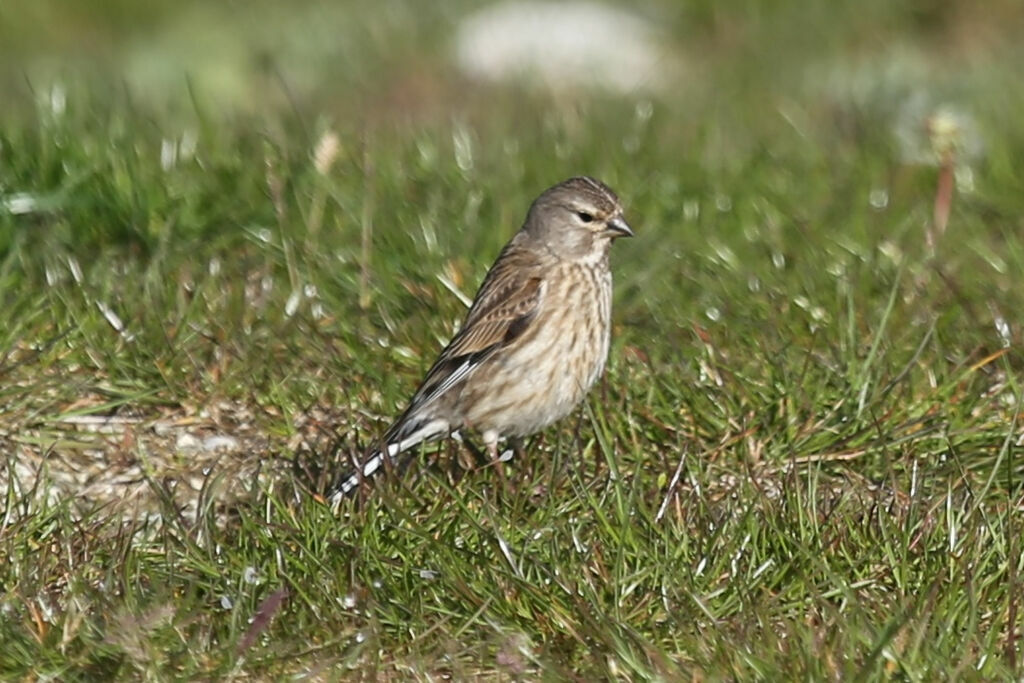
[385,242,545,439]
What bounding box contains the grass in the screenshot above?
[2,0,1024,678]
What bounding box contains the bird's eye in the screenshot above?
[575,211,595,223]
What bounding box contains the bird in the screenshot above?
[330,176,632,501]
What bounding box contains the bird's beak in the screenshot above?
[605,215,634,238]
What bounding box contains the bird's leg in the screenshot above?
[483,431,512,498]
[510,437,525,462]
[456,432,490,469]
[446,432,473,485]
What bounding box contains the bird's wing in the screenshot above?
[334,252,544,500]
[387,243,545,435]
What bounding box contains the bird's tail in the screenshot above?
[327,418,448,504]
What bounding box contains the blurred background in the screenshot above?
[3,0,1024,347]
[3,0,1023,258]
[4,0,1022,137]
[4,0,1024,384]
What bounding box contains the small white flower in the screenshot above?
[285,290,302,317]
[894,95,983,167]
[313,131,341,176]
[49,84,66,116]
[869,188,889,209]
[160,139,177,171]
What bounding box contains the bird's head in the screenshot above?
[523,176,633,261]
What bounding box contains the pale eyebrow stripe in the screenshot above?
[580,176,603,195]
[579,176,616,207]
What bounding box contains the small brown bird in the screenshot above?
[332,176,632,500]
